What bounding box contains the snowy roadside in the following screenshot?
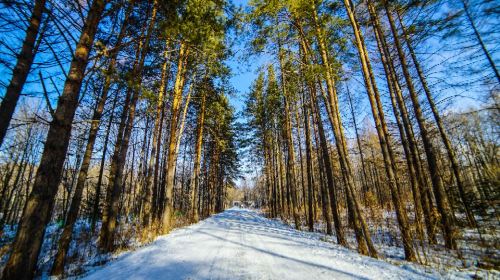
[79,208,498,280]
[1,208,498,279]
[275,208,500,280]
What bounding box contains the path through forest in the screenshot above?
[82,208,437,280]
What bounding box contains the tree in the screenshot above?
[0,0,46,147]
[1,0,108,278]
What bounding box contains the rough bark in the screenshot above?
[0,1,107,278]
[277,43,301,229]
[99,0,158,252]
[383,0,457,250]
[0,0,46,147]
[342,0,416,261]
[301,89,315,232]
[50,4,133,274]
[143,38,170,230]
[190,90,206,222]
[307,5,376,255]
[91,93,117,233]
[396,10,477,228]
[161,42,190,232]
[367,0,426,242]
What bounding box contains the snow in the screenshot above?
[81,208,450,280]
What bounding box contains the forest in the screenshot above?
[0,0,498,279]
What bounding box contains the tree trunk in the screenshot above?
[367,0,426,243]
[99,0,158,252]
[383,0,457,250]
[345,87,369,203]
[310,82,346,244]
[277,43,301,229]
[190,90,206,222]
[396,10,477,228]
[460,0,500,84]
[301,88,315,232]
[0,0,46,147]
[1,1,107,278]
[342,0,416,261]
[369,4,436,243]
[310,91,335,235]
[0,142,27,229]
[161,42,189,232]
[294,101,307,219]
[91,92,117,233]
[0,155,20,221]
[143,38,170,231]
[307,2,377,256]
[50,3,133,274]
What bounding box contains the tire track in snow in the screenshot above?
[82,208,438,280]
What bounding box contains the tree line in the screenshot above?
[0,0,239,278]
[243,0,498,266]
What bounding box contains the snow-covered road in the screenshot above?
[82,208,435,280]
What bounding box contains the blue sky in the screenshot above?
[226,0,254,113]
[225,0,283,186]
